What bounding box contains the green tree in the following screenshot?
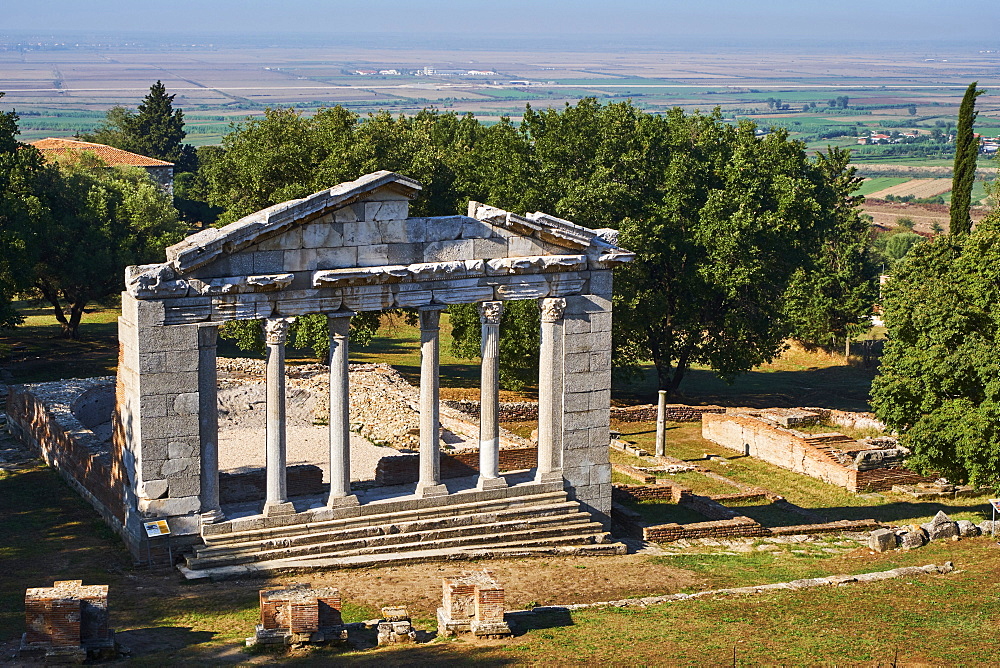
[0,94,47,328]
[950,82,984,236]
[32,152,185,338]
[449,301,540,391]
[872,214,1000,486]
[81,81,195,171]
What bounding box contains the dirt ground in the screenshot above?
[862,199,992,234]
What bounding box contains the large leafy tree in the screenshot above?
[0,95,47,329]
[950,82,983,236]
[32,153,185,338]
[871,213,1000,486]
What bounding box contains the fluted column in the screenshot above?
[416,307,448,498]
[263,317,295,517]
[327,312,359,508]
[536,298,566,484]
[198,325,224,522]
[477,301,507,490]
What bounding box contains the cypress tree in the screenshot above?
[950,82,983,236]
[125,80,186,164]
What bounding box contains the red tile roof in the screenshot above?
[30,138,173,167]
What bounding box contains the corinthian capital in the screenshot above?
[478,301,504,325]
[539,298,566,323]
[264,317,295,345]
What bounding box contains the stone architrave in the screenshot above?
[327,313,359,508]
[477,301,507,490]
[536,297,566,484]
[263,317,296,517]
[416,307,448,498]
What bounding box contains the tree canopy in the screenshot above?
[872,213,1000,487]
[203,100,873,394]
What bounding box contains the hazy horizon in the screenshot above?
[4,0,1000,49]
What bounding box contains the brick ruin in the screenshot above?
[251,584,348,647]
[437,570,512,638]
[19,580,117,662]
[702,408,930,492]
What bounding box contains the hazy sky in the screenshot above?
[5,0,999,44]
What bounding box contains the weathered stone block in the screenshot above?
[138,495,200,516]
[869,528,897,552]
[376,219,408,243]
[160,456,197,478]
[141,371,199,396]
[301,223,342,249]
[473,238,508,258]
[563,428,590,450]
[342,220,380,246]
[140,479,168,499]
[461,218,494,239]
[422,215,464,242]
[256,227,302,251]
[334,206,357,223]
[165,350,200,373]
[284,248,318,272]
[394,286,433,307]
[167,475,200,497]
[563,392,592,413]
[495,277,549,300]
[565,352,590,373]
[357,244,390,267]
[899,529,927,550]
[386,243,422,265]
[424,239,475,263]
[315,246,358,269]
[252,251,284,274]
[142,415,198,439]
[167,440,197,459]
[507,236,546,257]
[588,271,613,296]
[138,395,167,418]
[957,520,980,537]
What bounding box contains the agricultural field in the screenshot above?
[867,177,952,200]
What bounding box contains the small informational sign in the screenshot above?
[990,499,1000,512]
[143,519,171,537]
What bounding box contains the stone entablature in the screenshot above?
[113,170,632,560]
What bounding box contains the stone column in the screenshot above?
[327,312,359,508]
[416,307,448,498]
[198,325,224,522]
[263,317,295,517]
[536,298,566,484]
[477,301,507,490]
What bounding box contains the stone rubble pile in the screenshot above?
[868,510,994,553]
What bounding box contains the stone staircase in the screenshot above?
[180,489,624,580]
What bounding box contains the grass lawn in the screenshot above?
[614,420,993,527]
[855,176,909,196]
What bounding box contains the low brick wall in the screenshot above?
[6,383,127,540]
[613,483,681,503]
[644,517,768,542]
[853,467,933,492]
[769,519,881,536]
[375,446,539,486]
[219,464,326,504]
[611,463,655,484]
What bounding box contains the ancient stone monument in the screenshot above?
[250,584,348,647]
[377,606,417,645]
[437,570,512,638]
[11,170,633,572]
[19,580,117,662]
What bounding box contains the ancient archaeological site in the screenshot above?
[3,171,997,663]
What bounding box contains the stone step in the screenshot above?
[187,514,603,569]
[179,537,627,581]
[203,490,570,546]
[195,501,584,559]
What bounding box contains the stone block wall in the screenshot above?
[116,297,206,551]
[559,291,613,523]
[702,413,855,488]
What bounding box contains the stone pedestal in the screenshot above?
[416,307,448,498]
[263,318,295,517]
[377,606,417,645]
[436,570,511,638]
[249,584,348,647]
[477,301,507,490]
[19,580,117,662]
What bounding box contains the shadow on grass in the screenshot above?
[614,364,876,412]
[814,499,993,525]
[116,627,217,655]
